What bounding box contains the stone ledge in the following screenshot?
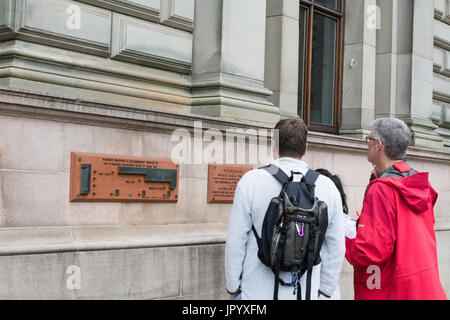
[0,86,275,133]
[1,85,449,163]
[0,223,228,256]
[309,130,450,162]
[436,219,450,232]
[0,220,448,256]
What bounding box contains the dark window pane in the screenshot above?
[310,14,336,126]
[315,0,338,10]
[298,7,307,119]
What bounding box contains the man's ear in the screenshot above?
[376,140,384,153]
[302,143,308,157]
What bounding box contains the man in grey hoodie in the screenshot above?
[225,118,345,300]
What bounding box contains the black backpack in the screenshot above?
[252,164,328,300]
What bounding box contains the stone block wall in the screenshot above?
[0,92,449,298]
[0,0,449,300]
[0,244,227,300]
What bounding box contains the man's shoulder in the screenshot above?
[239,164,338,189]
[367,179,394,192]
[365,180,396,202]
[239,167,272,184]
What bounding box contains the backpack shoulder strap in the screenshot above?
[303,169,320,186]
[260,164,290,185]
[251,225,262,247]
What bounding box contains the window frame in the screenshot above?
[298,0,345,134]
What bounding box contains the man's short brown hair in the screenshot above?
[274,118,308,158]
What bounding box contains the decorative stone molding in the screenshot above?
[75,0,195,32]
[76,0,161,23]
[10,0,112,56]
[434,0,450,25]
[160,0,195,32]
[0,40,192,114]
[432,94,450,148]
[111,13,193,74]
[434,36,450,81]
[434,91,450,105]
[0,0,14,35]
[0,0,194,70]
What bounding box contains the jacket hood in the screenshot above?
[373,172,438,213]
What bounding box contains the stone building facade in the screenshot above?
[0,0,449,299]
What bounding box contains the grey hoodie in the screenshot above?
[225,157,345,300]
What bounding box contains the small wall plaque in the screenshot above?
[207,164,253,203]
[70,152,179,202]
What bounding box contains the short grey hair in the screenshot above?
[372,118,411,160]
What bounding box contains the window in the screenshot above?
[298,0,344,134]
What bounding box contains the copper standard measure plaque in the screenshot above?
[207,164,253,203]
[70,152,179,202]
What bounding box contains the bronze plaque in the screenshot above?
[70,152,179,202]
[207,164,253,203]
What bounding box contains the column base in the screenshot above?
[339,129,371,139]
[191,73,280,125]
[403,117,444,149]
[434,127,450,149]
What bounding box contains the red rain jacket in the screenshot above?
[346,162,447,300]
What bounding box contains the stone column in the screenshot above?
[191,0,280,125]
[409,0,443,148]
[264,0,300,119]
[340,0,377,138]
[433,0,450,149]
[375,0,406,120]
[375,0,444,149]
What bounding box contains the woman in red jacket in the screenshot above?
[345,118,447,300]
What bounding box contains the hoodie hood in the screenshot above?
[373,172,438,213]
